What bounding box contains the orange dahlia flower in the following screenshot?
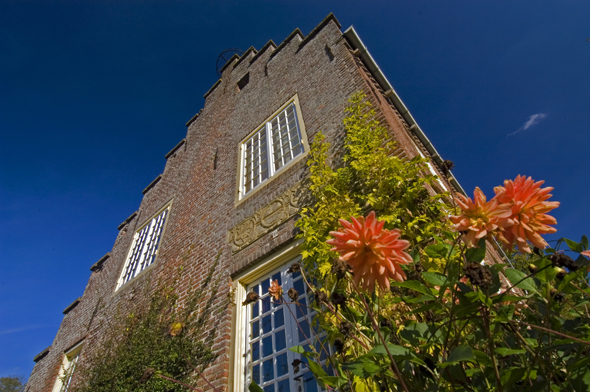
[494,175,559,253]
[327,211,412,292]
[268,279,283,301]
[450,187,513,247]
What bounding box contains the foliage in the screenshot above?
[72,256,226,392]
[0,376,25,392]
[287,93,590,391]
[297,92,453,280]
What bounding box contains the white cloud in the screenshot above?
[508,113,547,137]
[0,325,46,336]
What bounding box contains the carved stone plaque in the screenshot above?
[227,184,301,253]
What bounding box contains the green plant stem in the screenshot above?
[514,320,590,346]
[183,355,221,392]
[156,374,202,392]
[497,263,554,302]
[349,278,410,392]
[482,299,503,392]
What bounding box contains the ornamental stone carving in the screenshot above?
[227,184,301,253]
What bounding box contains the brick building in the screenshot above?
[27,14,469,392]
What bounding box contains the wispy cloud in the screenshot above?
[0,325,47,336]
[508,113,547,137]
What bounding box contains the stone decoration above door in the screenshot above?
[227,184,301,253]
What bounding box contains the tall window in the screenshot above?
[116,205,170,289]
[243,258,328,392]
[52,342,83,392]
[241,102,304,197]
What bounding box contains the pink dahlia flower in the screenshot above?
[327,211,412,292]
[494,175,559,253]
[450,187,513,247]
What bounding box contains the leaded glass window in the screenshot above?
[245,259,328,392]
[117,205,170,289]
[241,103,303,197]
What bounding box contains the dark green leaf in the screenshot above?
[392,281,434,297]
[504,268,537,292]
[465,239,486,263]
[495,304,515,323]
[369,344,411,358]
[535,257,556,283]
[424,244,448,259]
[422,271,448,286]
[307,359,328,379]
[289,346,305,354]
[472,350,492,366]
[318,376,340,387]
[496,347,526,356]
[249,381,264,392]
[500,367,526,388]
[582,235,589,251]
[564,238,583,253]
[447,346,475,363]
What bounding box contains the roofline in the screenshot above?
[342,26,465,196]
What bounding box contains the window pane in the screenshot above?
[298,319,310,344]
[262,335,273,357]
[275,329,286,352]
[252,301,259,318]
[263,358,274,382]
[276,353,288,377]
[251,320,259,338]
[274,308,284,328]
[296,297,307,318]
[278,379,290,392]
[253,364,260,385]
[262,315,272,334]
[293,280,305,297]
[252,341,260,361]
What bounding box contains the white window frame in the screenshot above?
[116,202,172,290]
[236,95,309,205]
[229,239,328,392]
[52,341,83,392]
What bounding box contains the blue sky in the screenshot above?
[1,0,589,379]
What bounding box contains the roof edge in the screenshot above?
[342,26,465,196]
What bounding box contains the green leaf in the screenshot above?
[495,304,515,323]
[318,376,340,387]
[500,367,526,388]
[472,350,492,366]
[424,244,448,259]
[289,346,305,354]
[535,257,556,283]
[307,358,328,379]
[368,343,411,357]
[582,235,589,251]
[465,239,486,263]
[564,238,583,253]
[495,348,526,356]
[421,271,448,286]
[504,268,537,292]
[447,346,475,364]
[392,281,434,297]
[410,249,420,264]
[249,381,264,392]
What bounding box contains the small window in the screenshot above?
[242,258,329,391]
[116,204,170,289]
[52,342,83,392]
[237,73,250,91]
[240,102,305,198]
